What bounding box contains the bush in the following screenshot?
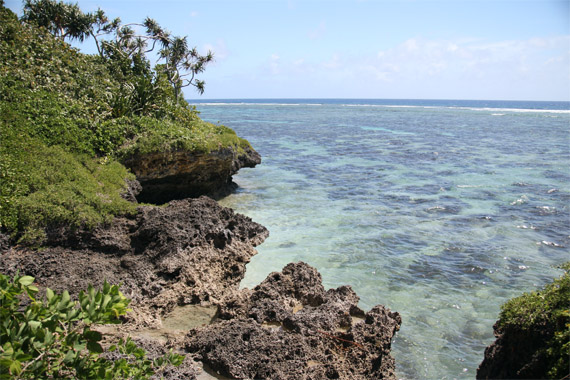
[0,127,136,245]
[0,3,254,242]
[498,263,570,379]
[0,273,184,379]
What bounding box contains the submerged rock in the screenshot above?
[122,146,261,204]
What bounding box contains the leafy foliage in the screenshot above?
[0,129,137,244]
[22,0,214,100]
[498,262,570,379]
[0,273,185,379]
[22,0,93,42]
[0,3,252,244]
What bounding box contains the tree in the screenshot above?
[99,17,214,101]
[21,0,214,100]
[159,36,214,101]
[22,0,93,42]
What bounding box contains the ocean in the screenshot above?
[191,99,570,379]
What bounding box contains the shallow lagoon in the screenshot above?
[194,99,569,379]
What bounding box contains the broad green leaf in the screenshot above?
[28,320,41,330]
[46,288,55,301]
[84,330,102,342]
[61,290,70,305]
[101,294,111,309]
[63,350,75,364]
[86,340,103,353]
[27,285,38,293]
[18,276,34,287]
[9,360,21,376]
[103,281,110,294]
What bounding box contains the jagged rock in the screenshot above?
[0,201,402,380]
[477,321,557,379]
[121,178,143,203]
[122,146,261,204]
[189,262,402,380]
[0,197,268,325]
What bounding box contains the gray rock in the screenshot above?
[122,146,261,204]
[192,262,401,380]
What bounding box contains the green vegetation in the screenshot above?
[497,263,570,379]
[0,1,251,244]
[0,272,184,379]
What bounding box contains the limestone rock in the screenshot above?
[122,146,261,204]
[0,197,268,325]
[0,200,402,380]
[477,321,557,379]
[189,262,402,380]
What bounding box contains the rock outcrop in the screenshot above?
[122,146,261,204]
[0,191,401,379]
[0,197,268,326]
[188,262,402,380]
[477,321,554,379]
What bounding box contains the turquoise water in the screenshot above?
[192,99,570,379]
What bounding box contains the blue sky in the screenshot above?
[5,0,570,100]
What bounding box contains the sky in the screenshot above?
[5,0,570,101]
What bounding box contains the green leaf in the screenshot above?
[18,276,34,287]
[84,330,102,342]
[86,340,103,353]
[9,360,21,376]
[101,294,111,309]
[28,320,41,330]
[46,288,55,301]
[61,290,71,305]
[27,285,39,293]
[63,350,75,364]
[103,281,110,294]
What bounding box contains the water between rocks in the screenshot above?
[193,99,569,379]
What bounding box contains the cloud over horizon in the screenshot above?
[251,35,569,100]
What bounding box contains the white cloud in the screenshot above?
[371,36,570,84]
[254,35,570,99]
[270,54,281,75]
[322,53,341,70]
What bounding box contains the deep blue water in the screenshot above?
[191,99,570,379]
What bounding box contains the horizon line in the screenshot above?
[187,97,570,103]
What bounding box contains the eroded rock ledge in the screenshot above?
[0,196,401,379]
[122,145,261,204]
[189,262,402,379]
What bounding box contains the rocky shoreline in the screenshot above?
[0,147,402,379]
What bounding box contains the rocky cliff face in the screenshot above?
[477,321,555,379]
[122,145,261,204]
[0,177,402,379]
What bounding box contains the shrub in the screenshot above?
[0,127,136,245]
[497,263,570,379]
[0,3,254,242]
[0,273,184,379]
